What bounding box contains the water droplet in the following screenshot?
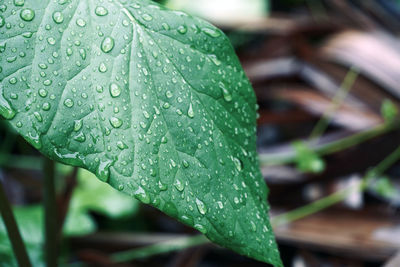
[0,101,16,119]
[209,54,221,66]
[142,14,152,21]
[74,120,82,131]
[158,181,168,191]
[187,103,194,118]
[95,6,108,16]
[20,8,35,21]
[22,31,33,38]
[98,62,107,73]
[42,102,51,111]
[0,16,5,28]
[182,160,189,168]
[64,98,74,108]
[117,141,127,150]
[79,48,86,59]
[250,221,257,232]
[9,77,17,84]
[109,117,123,128]
[34,112,43,122]
[38,89,48,97]
[14,0,25,6]
[109,83,121,97]
[219,82,232,102]
[174,179,184,192]
[66,48,73,56]
[233,157,243,171]
[165,91,173,98]
[39,63,47,69]
[52,11,64,24]
[134,186,151,204]
[97,160,111,182]
[178,25,187,34]
[76,18,86,27]
[196,198,207,215]
[202,27,221,38]
[194,224,207,234]
[118,184,124,191]
[47,37,56,45]
[74,132,86,142]
[7,56,17,63]
[161,23,170,30]
[101,36,114,53]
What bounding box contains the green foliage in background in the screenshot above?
[0,206,44,267]
[381,99,399,123]
[0,0,281,265]
[293,141,325,174]
[0,168,138,266]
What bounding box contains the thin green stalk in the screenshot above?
[110,145,400,263]
[43,158,58,267]
[0,182,32,267]
[259,121,398,166]
[273,145,400,225]
[309,67,359,141]
[111,235,208,263]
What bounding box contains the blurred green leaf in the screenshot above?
[369,177,396,199]
[293,141,325,173]
[0,168,139,264]
[64,169,139,236]
[0,206,44,267]
[165,0,269,25]
[381,99,398,123]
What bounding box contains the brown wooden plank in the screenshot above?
[274,208,400,261]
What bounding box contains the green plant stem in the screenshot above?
[111,235,208,263]
[260,121,398,166]
[110,145,400,263]
[273,145,400,225]
[0,182,32,267]
[309,67,359,141]
[43,158,58,267]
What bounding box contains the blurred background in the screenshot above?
[2,0,400,266]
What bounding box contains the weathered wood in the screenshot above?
[274,208,400,261]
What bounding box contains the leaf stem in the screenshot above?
[111,235,209,263]
[309,67,359,141]
[0,181,32,267]
[43,158,59,267]
[259,121,398,166]
[109,145,400,263]
[273,145,400,225]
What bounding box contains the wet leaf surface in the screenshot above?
[0,0,281,265]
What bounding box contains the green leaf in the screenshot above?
[64,168,139,236]
[0,0,281,265]
[0,206,45,267]
[72,168,139,219]
[381,99,398,123]
[293,141,325,173]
